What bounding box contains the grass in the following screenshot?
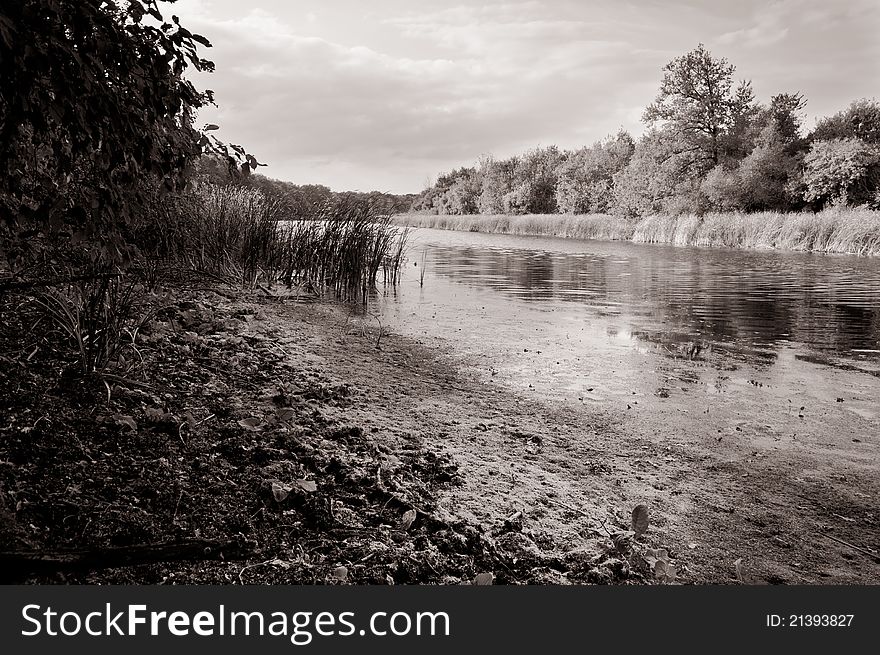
[279,200,409,300]
[28,185,409,381]
[134,184,409,296]
[396,208,880,256]
[398,212,635,241]
[33,271,154,377]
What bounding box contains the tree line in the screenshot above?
[195,157,418,219]
[413,44,880,217]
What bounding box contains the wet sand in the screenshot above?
[274,298,880,584]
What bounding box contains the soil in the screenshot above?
[1,283,877,584]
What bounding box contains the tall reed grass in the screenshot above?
[136,184,409,296]
[279,200,409,299]
[397,213,635,241]
[185,185,287,285]
[397,208,880,255]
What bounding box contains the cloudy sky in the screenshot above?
[171,0,880,193]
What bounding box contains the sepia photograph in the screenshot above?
[1,0,878,595]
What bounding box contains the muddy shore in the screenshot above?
[1,287,877,584]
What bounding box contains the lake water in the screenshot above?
[375,228,880,427]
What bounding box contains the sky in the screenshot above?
[170,0,880,194]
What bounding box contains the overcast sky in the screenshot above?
[172,0,880,194]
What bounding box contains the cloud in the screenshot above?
[172,0,880,192]
[180,2,651,190]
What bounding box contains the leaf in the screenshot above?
[332,566,348,582]
[275,407,296,422]
[271,481,289,503]
[238,417,263,431]
[654,560,677,583]
[113,414,137,432]
[295,479,317,493]
[473,572,494,585]
[631,503,649,538]
[654,558,668,577]
[398,509,417,531]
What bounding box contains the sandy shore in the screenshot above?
[2,288,877,584]
[269,296,880,584]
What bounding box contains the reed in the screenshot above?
[278,198,409,300]
[632,209,880,255]
[134,184,409,297]
[397,213,636,241]
[396,208,880,255]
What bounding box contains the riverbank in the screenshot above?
[1,285,877,584]
[395,209,880,256]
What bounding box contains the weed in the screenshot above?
[35,270,154,376]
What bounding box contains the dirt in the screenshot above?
[1,284,877,584]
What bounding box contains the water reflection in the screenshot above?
[420,235,880,365]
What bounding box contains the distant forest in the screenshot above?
[197,157,419,219]
[412,44,880,218]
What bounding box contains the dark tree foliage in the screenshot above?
[242,174,415,218]
[0,0,258,267]
[766,93,807,145]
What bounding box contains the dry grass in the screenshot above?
[397,213,636,241]
[396,209,880,255]
[632,209,880,255]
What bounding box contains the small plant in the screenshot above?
[35,270,153,377]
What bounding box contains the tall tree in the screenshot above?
[766,93,807,145]
[644,44,739,168]
[722,80,761,162]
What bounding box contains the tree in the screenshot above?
[612,130,705,217]
[812,99,880,144]
[722,80,761,162]
[411,167,479,214]
[437,169,480,215]
[802,138,880,208]
[765,93,807,146]
[556,131,634,214]
[478,157,517,214]
[0,1,257,266]
[644,44,740,169]
[736,123,802,211]
[700,165,742,212]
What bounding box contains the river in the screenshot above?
[375,228,880,433]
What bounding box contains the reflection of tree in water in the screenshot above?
[428,243,880,361]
